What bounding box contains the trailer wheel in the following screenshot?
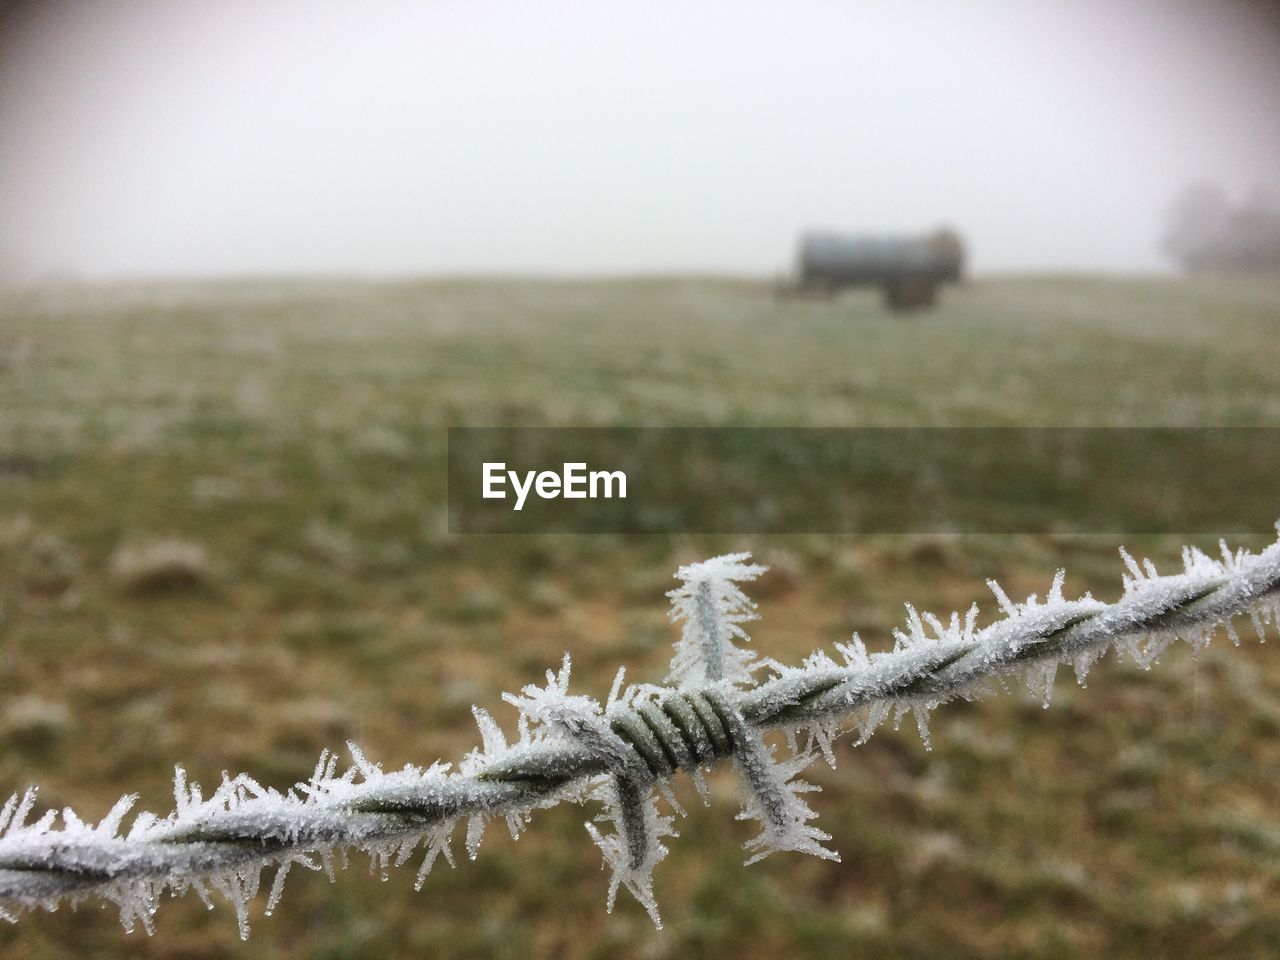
[884,278,937,312]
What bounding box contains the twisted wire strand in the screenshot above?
[1,535,1278,935]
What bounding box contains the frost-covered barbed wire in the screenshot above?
[2,532,1280,936]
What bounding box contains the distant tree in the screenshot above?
[1162,182,1229,269]
[1163,181,1280,273]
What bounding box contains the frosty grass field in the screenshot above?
[2,274,1280,958]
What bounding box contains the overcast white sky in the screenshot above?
[1,0,1277,280]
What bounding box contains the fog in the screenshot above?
[1,0,1278,281]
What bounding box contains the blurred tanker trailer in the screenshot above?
[794,227,965,310]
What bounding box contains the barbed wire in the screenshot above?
[1,533,1278,936]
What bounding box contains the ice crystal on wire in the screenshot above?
[840,601,985,749]
[501,653,601,737]
[667,552,766,686]
[1108,538,1277,668]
